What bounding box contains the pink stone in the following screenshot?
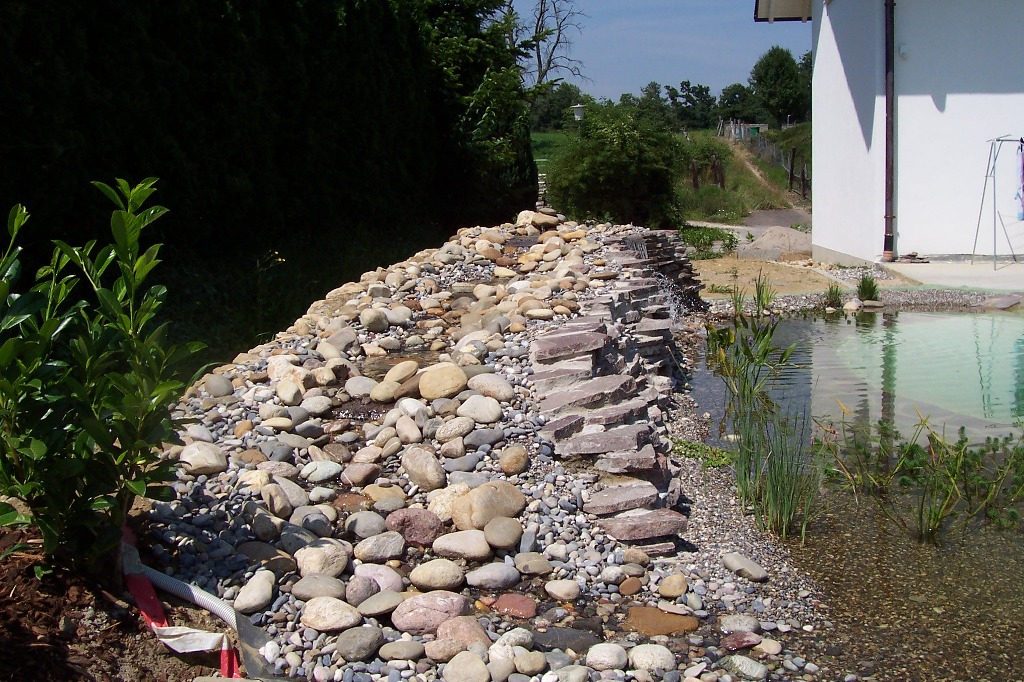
[493,593,537,619]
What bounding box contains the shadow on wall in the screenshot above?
[820,0,1024,145]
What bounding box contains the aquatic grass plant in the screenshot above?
[823,282,843,309]
[706,313,822,540]
[816,411,1024,543]
[856,273,879,301]
[671,438,734,468]
[753,268,776,313]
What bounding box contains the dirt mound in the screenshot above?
[736,226,811,260]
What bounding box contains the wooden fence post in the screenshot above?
[801,164,807,199]
[788,147,796,191]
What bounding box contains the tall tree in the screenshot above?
[504,0,584,87]
[749,45,805,127]
[716,83,769,123]
[664,80,717,130]
[530,81,585,130]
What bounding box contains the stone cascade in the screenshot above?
[528,238,697,556]
[144,207,817,682]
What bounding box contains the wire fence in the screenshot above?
[748,136,811,199]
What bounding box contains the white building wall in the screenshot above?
[895,1,1024,258]
[812,0,1024,262]
[811,0,887,263]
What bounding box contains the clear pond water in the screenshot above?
[695,309,1024,444]
[693,310,1024,681]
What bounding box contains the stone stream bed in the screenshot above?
[146,210,850,682]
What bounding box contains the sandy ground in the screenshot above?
[693,255,915,298]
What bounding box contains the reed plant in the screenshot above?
[856,273,879,301]
[823,282,843,309]
[753,268,776,313]
[706,314,822,540]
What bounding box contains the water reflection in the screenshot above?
[775,311,1024,441]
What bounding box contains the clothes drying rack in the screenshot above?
[972,135,1022,268]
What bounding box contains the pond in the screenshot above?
[692,310,1024,681]
[694,310,1024,445]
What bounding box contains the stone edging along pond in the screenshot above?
[149,209,842,682]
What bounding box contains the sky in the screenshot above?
[513,0,812,99]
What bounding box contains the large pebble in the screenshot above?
[402,447,447,491]
[300,596,363,631]
[385,508,443,546]
[291,574,346,601]
[179,442,227,475]
[410,558,465,591]
[233,570,275,615]
[466,562,521,589]
[391,591,470,635]
[419,363,468,400]
[723,552,769,582]
[451,480,526,530]
[433,530,492,561]
[456,394,503,423]
[335,625,384,662]
[627,643,676,672]
[443,650,490,682]
[353,531,406,563]
[466,373,515,402]
[586,642,628,671]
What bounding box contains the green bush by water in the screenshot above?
[0,180,203,577]
[678,226,737,259]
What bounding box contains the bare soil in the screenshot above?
[693,255,913,298]
[0,526,222,682]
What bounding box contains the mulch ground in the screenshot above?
[0,527,220,682]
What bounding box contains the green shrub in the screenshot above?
[0,179,202,575]
[857,274,879,301]
[678,225,738,259]
[547,101,682,227]
[706,314,821,540]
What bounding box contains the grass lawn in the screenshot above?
[531,131,569,174]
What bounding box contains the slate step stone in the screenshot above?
[597,509,688,542]
[633,317,673,339]
[531,332,609,365]
[586,398,649,427]
[583,481,659,515]
[557,424,652,458]
[539,414,585,442]
[594,445,658,473]
[538,375,636,417]
[531,360,595,395]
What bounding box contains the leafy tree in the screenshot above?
[547,101,682,227]
[664,80,717,130]
[530,81,586,130]
[798,50,812,120]
[717,83,770,123]
[749,45,806,127]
